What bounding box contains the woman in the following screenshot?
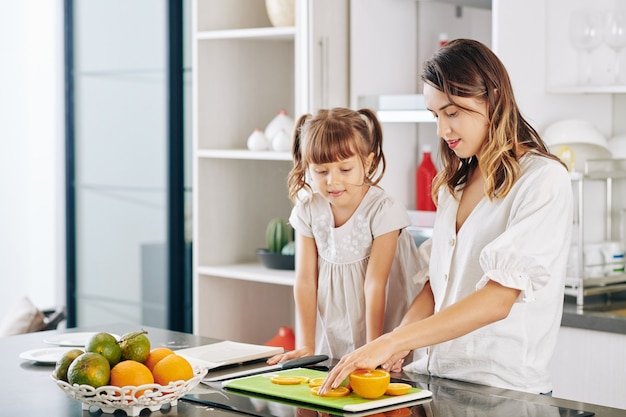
[320,39,573,395]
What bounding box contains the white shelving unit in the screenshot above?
[565,160,626,306]
[191,0,348,343]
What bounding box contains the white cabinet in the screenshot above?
[191,0,348,343]
[550,326,626,409]
[545,0,626,94]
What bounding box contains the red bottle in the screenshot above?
[416,145,438,211]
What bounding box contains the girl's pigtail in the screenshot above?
[287,114,311,202]
[358,108,386,186]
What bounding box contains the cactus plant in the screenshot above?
[266,218,290,253]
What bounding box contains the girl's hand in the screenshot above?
[266,347,315,365]
[383,350,410,373]
[318,337,394,395]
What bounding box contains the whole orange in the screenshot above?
[349,369,390,399]
[109,360,154,397]
[152,354,194,385]
[144,347,175,372]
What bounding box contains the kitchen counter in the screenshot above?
[562,295,626,335]
[6,323,624,416]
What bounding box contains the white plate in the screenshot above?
[43,332,120,347]
[19,347,76,365]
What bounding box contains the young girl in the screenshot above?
[321,39,573,395]
[266,108,422,363]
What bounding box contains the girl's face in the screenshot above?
[308,154,369,209]
[424,83,489,160]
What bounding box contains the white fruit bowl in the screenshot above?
[51,367,207,416]
[542,119,609,149]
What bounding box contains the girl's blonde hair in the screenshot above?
[421,39,564,202]
[287,107,386,202]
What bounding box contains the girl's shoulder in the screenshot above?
[361,187,410,216]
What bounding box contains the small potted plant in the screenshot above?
[257,218,295,270]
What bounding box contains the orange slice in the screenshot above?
[270,375,308,385]
[307,377,326,387]
[385,382,411,396]
[310,386,351,397]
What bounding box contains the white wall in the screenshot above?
[0,0,65,319]
[350,0,492,209]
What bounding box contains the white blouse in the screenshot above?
[404,154,573,394]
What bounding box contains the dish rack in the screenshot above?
[565,159,626,306]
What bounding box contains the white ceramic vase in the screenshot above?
[247,128,269,151]
[265,109,294,141]
[271,129,291,152]
[265,0,294,27]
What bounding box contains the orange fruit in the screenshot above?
[144,347,175,372]
[152,354,194,385]
[310,386,351,397]
[349,369,390,399]
[385,382,411,396]
[270,375,308,385]
[110,360,154,397]
[307,377,326,387]
[67,352,111,388]
[119,331,151,363]
[53,349,84,382]
[85,332,122,368]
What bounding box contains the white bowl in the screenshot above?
[608,134,626,159]
[542,119,609,150]
[549,143,612,172]
[52,367,207,416]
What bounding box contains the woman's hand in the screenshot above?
[266,347,315,365]
[318,336,396,394]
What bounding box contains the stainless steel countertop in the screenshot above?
[562,296,626,335]
[7,323,625,416]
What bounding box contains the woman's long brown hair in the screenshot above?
[421,39,564,202]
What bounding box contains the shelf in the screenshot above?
[567,159,626,181]
[196,26,295,41]
[565,282,626,298]
[584,159,626,180]
[196,149,292,161]
[568,157,626,305]
[197,263,295,286]
[547,85,626,94]
[566,274,626,289]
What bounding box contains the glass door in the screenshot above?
[64,0,192,331]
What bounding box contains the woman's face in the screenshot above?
[423,83,489,160]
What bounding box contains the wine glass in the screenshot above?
[604,10,626,84]
[570,10,604,84]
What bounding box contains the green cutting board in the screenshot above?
[222,368,432,412]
